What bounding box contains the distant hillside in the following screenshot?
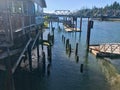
[72,1,120,17]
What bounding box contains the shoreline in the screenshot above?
[92,17,120,21]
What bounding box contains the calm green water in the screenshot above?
[1,19,120,90]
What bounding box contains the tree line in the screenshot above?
[72,1,120,17]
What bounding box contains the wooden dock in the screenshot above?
[64,25,81,32]
[89,43,120,59]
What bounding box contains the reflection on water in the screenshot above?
[97,58,120,90]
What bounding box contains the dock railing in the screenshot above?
[99,43,120,54]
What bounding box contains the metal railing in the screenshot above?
[99,43,120,54]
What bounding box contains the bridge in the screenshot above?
[55,10,71,15]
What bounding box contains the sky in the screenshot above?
[44,0,120,13]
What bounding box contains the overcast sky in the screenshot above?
[44,0,120,13]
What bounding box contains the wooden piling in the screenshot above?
[86,20,94,51]
[42,51,46,64]
[51,21,53,30]
[80,64,83,73]
[57,19,59,27]
[28,44,32,71]
[76,17,77,31]
[42,51,46,75]
[63,37,65,44]
[75,43,78,55]
[66,39,69,51]
[80,17,82,31]
[47,46,52,62]
[36,28,40,65]
[62,35,64,41]
[47,63,51,76]
[52,27,55,44]
[47,33,50,43]
[40,25,43,50]
[68,44,72,57]
[5,48,15,90]
[69,44,71,53]
[76,56,79,63]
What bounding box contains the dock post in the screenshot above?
[75,43,78,56]
[62,35,64,41]
[51,21,53,31]
[68,44,72,57]
[76,17,77,31]
[76,56,79,63]
[69,44,71,53]
[5,48,15,90]
[42,51,46,65]
[63,37,65,44]
[47,33,50,43]
[36,28,40,66]
[57,17,59,27]
[52,27,55,44]
[47,46,52,63]
[66,39,69,51]
[40,25,43,50]
[49,21,50,30]
[42,51,46,75]
[47,63,51,76]
[80,17,82,31]
[80,64,84,73]
[86,20,94,51]
[28,43,32,71]
[72,17,74,28]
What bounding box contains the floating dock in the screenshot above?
[64,25,80,32]
[89,43,120,59]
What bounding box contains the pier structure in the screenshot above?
[44,11,84,32]
[0,0,46,90]
[90,43,120,58]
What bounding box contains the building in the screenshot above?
[0,0,47,75]
[0,0,46,58]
